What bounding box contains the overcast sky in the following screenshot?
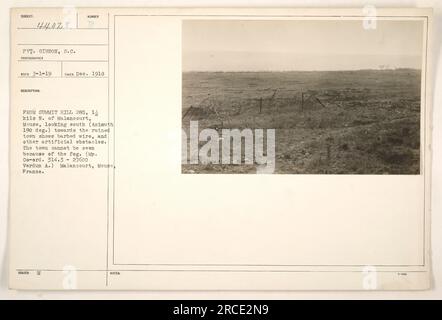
[182,19,424,71]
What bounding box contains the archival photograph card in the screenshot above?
[9,7,432,290]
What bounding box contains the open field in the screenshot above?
[182,69,421,174]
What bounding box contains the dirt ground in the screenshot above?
[182,69,421,174]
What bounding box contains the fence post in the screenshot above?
[301,91,304,111]
[316,97,326,108]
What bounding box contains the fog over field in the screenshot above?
[182,20,423,72]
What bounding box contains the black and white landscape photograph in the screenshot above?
[181,19,423,174]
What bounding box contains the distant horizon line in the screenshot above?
[182,68,421,73]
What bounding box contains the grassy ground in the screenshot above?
[182,69,421,174]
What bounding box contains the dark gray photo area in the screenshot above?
[181,19,423,174]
